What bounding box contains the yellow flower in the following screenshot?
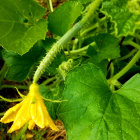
[0,83,59,133]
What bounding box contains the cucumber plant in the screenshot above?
[0,0,140,139]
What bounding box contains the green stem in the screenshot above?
[110,50,140,81]
[0,84,28,90]
[115,49,137,62]
[47,0,53,12]
[0,112,5,116]
[65,42,95,55]
[42,97,67,103]
[0,63,8,86]
[80,23,99,36]
[0,95,23,102]
[134,33,140,40]
[123,40,140,50]
[110,62,114,78]
[72,39,78,50]
[41,76,56,85]
[33,0,102,83]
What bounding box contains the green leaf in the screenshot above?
[48,1,83,36]
[2,45,45,82]
[102,0,140,36]
[40,38,56,51]
[57,63,140,140]
[87,33,120,63]
[0,0,47,55]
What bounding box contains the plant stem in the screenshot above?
[0,112,5,116]
[0,63,8,86]
[47,0,53,12]
[0,95,23,102]
[33,0,102,83]
[41,76,56,85]
[42,97,67,103]
[110,62,114,78]
[65,42,96,55]
[0,84,28,90]
[123,40,140,50]
[110,50,140,81]
[134,33,140,40]
[80,23,99,36]
[72,39,78,50]
[115,49,137,62]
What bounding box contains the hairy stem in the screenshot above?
[33,0,102,83]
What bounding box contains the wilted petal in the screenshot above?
[0,102,23,123]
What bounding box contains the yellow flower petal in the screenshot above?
[44,109,59,131]
[26,133,34,139]
[1,83,58,133]
[0,102,22,123]
[8,96,32,133]
[30,84,46,128]
[28,120,35,130]
[30,84,59,131]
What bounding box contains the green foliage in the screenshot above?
[102,0,140,36]
[2,45,45,82]
[12,124,28,140]
[87,33,120,63]
[45,51,67,76]
[69,0,93,4]
[0,0,47,55]
[40,83,64,120]
[48,1,83,36]
[57,63,140,140]
[0,0,140,139]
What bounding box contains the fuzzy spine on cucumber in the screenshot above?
[33,0,102,83]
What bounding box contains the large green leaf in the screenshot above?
[2,45,45,82]
[57,63,140,140]
[102,0,140,36]
[48,1,83,36]
[87,33,120,63]
[0,0,47,55]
